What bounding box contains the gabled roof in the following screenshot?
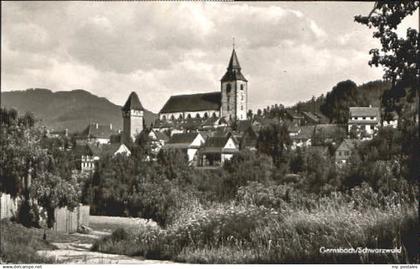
[301,111,320,123]
[286,109,304,119]
[153,130,169,141]
[167,132,199,144]
[221,49,247,82]
[336,139,358,152]
[349,107,380,117]
[202,134,239,154]
[160,92,221,113]
[163,132,202,150]
[293,125,316,140]
[83,123,116,139]
[122,92,144,112]
[87,143,125,158]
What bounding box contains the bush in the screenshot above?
[0,219,56,263]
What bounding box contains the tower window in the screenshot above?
[241,84,244,90]
[196,113,201,119]
[204,112,208,119]
[171,115,175,121]
[241,105,243,110]
[187,114,192,119]
[226,84,231,93]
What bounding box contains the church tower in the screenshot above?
[221,48,248,121]
[122,91,144,143]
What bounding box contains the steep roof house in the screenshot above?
[334,139,358,166]
[199,133,239,167]
[161,132,205,165]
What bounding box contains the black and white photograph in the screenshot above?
[0,0,419,266]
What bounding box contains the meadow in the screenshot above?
[92,184,419,263]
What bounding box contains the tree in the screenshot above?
[256,123,291,168]
[0,108,81,227]
[320,80,360,123]
[355,1,420,182]
[355,2,419,122]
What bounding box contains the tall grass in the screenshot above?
[92,186,419,264]
[0,220,56,263]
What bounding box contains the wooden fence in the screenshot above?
[53,205,90,233]
[1,192,90,233]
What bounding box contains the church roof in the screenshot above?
[160,92,221,113]
[221,49,247,82]
[122,92,144,112]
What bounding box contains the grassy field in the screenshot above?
[0,220,56,263]
[92,198,419,264]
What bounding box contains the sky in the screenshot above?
[1,1,418,113]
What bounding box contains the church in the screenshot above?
[159,48,249,122]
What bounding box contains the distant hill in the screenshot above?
[291,80,391,113]
[1,88,158,133]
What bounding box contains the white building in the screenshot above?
[348,106,380,139]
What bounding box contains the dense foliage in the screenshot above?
[0,108,81,227]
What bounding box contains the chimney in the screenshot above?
[110,123,113,130]
[95,123,99,129]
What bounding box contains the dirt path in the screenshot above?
[36,216,173,264]
[37,241,173,264]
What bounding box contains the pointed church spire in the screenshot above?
[221,46,247,82]
[227,48,241,71]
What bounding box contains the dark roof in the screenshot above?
[314,124,345,137]
[293,125,316,140]
[221,49,247,82]
[202,134,239,154]
[83,123,117,139]
[154,131,169,141]
[87,143,122,158]
[167,132,199,144]
[286,109,304,119]
[349,107,379,117]
[160,92,221,113]
[122,92,144,112]
[204,136,229,148]
[301,111,320,123]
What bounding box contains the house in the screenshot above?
[285,109,304,125]
[76,143,131,172]
[159,48,248,122]
[334,139,358,166]
[147,129,169,155]
[201,117,228,130]
[289,125,315,150]
[81,123,117,145]
[199,133,239,167]
[301,111,320,125]
[348,106,380,139]
[161,132,205,164]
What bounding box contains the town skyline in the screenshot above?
[1,1,418,113]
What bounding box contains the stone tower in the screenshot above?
[220,48,248,121]
[122,91,144,143]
